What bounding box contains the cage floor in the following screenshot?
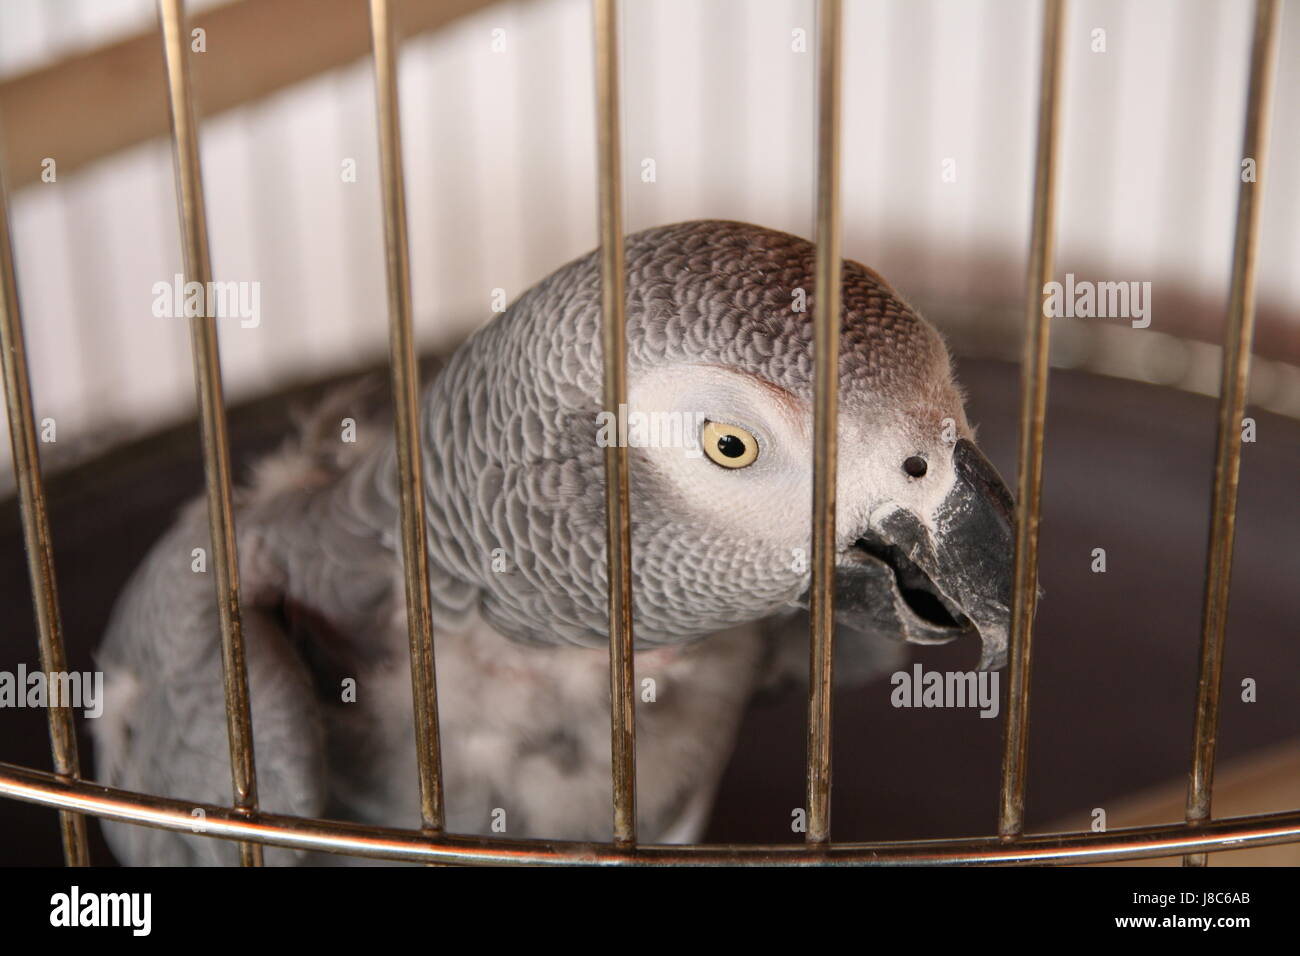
[2,357,1297,865]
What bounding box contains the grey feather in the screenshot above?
[93,220,1006,863]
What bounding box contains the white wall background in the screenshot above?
[0,0,1297,480]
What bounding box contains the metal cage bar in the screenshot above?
[1184,0,1282,868]
[593,0,638,848]
[2,760,1300,865]
[0,143,90,867]
[806,0,843,848]
[368,0,447,836]
[998,0,1065,841]
[157,0,262,868]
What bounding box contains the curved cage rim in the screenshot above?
[3,761,1299,865]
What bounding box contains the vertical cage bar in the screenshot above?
[369,0,445,834]
[0,144,90,868]
[157,0,262,867]
[157,0,262,866]
[806,0,843,847]
[998,0,1065,840]
[1184,0,1280,868]
[593,0,637,847]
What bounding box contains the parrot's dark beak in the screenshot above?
[833,438,1015,670]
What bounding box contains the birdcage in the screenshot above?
[1,0,1298,866]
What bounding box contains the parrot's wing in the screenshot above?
[92,502,327,866]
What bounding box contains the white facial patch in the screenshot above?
[628,365,963,549]
[627,365,810,551]
[837,413,962,542]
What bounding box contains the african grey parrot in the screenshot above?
[92,219,1014,864]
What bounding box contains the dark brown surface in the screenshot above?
[710,357,1300,844]
[1,357,1297,864]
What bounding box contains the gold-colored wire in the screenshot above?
[369,0,446,834]
[593,0,637,848]
[157,0,261,867]
[2,760,1299,866]
[806,0,843,848]
[1184,0,1281,868]
[998,0,1065,841]
[0,139,90,868]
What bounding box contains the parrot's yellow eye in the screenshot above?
[702,420,759,469]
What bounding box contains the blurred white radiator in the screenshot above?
[0,0,1297,481]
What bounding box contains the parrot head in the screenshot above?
[419,219,1014,669]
